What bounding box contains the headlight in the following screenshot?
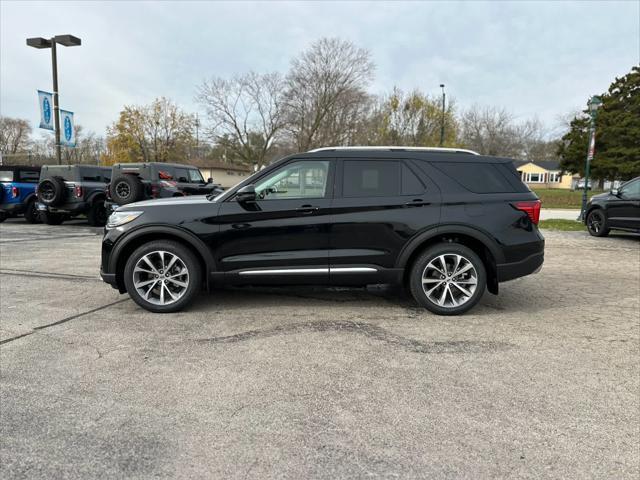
[106,210,143,229]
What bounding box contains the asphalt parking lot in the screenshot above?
[1,218,638,479]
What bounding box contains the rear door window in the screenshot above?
[18,171,40,183]
[402,164,425,195]
[343,160,401,197]
[175,168,189,183]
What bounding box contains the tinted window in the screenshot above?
[343,160,400,197]
[434,162,515,193]
[402,164,425,195]
[175,168,189,182]
[18,171,40,183]
[255,160,329,200]
[81,167,103,182]
[0,171,14,182]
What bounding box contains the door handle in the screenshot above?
[405,199,430,207]
[296,205,320,214]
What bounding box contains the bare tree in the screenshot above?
[196,72,286,167]
[459,105,522,157]
[0,117,32,154]
[284,37,375,150]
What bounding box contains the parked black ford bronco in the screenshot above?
[101,147,545,315]
[0,165,41,223]
[37,165,111,226]
[107,162,223,207]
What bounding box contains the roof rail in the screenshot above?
[307,146,480,155]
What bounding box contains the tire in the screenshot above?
[586,209,610,237]
[409,243,487,316]
[0,212,7,223]
[24,198,41,224]
[110,175,144,205]
[124,240,202,313]
[37,176,66,206]
[40,211,65,225]
[87,199,108,227]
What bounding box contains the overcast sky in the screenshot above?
[1,0,638,139]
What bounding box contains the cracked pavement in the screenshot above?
[1,219,639,478]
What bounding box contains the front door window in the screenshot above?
[255,160,329,200]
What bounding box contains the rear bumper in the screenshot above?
[496,251,544,282]
[0,203,24,213]
[37,201,89,213]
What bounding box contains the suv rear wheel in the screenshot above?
[87,200,108,227]
[409,243,486,315]
[24,198,40,224]
[124,240,201,313]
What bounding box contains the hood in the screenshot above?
[118,195,214,209]
[589,191,614,202]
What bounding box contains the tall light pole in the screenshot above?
[578,95,603,222]
[439,84,446,147]
[27,34,81,165]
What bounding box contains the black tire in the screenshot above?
[110,175,144,205]
[409,243,487,316]
[87,199,108,227]
[0,212,7,223]
[124,240,202,313]
[586,209,610,237]
[40,211,65,225]
[37,176,66,206]
[24,198,41,224]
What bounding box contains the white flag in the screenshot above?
[38,90,54,130]
[60,110,76,147]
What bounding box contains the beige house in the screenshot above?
[197,162,253,189]
[513,160,576,190]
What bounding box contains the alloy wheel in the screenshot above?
[588,212,602,234]
[421,254,478,308]
[132,250,190,306]
[116,181,131,200]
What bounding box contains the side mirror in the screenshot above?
[236,184,256,203]
[611,188,619,197]
[207,177,213,184]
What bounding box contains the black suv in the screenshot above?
[37,165,111,226]
[107,162,223,207]
[100,147,545,315]
[585,176,640,236]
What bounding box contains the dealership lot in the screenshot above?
[1,220,638,478]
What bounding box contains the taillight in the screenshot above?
[513,200,541,225]
[74,185,83,198]
[11,186,19,198]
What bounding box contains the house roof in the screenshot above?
[514,159,561,171]
[195,161,252,173]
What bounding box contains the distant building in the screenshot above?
[513,160,577,190]
[197,162,253,189]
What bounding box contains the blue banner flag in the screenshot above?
[60,110,76,147]
[38,90,54,130]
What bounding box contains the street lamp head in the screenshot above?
[440,84,445,88]
[588,95,603,113]
[26,37,52,49]
[54,35,81,47]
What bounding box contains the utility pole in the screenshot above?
[439,84,446,147]
[27,35,81,165]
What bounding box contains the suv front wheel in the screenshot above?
[409,243,486,316]
[124,240,201,313]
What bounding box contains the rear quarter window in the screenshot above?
[0,171,14,182]
[433,162,518,193]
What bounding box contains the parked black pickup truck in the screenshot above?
[36,165,111,226]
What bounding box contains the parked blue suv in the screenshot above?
[0,166,42,223]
